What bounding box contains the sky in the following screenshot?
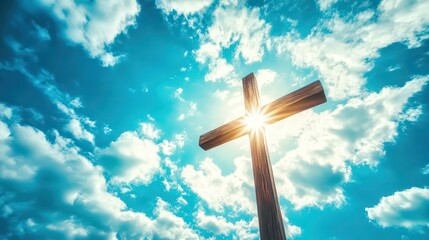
[0,0,428,239]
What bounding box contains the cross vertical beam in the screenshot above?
[243,73,286,240]
[199,72,327,239]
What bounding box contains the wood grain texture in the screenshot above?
[199,116,248,151]
[242,73,287,240]
[261,80,326,125]
[198,73,327,239]
[199,78,326,151]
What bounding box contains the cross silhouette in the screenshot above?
[199,73,326,240]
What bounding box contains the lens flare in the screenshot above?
[244,111,267,131]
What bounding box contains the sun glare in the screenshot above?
[244,111,267,131]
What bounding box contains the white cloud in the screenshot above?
[175,87,185,102]
[255,69,277,87]
[0,108,199,238]
[276,0,429,100]
[196,208,235,235]
[65,119,95,144]
[155,0,214,16]
[103,124,112,135]
[195,3,271,83]
[0,122,151,238]
[1,60,96,144]
[97,131,160,185]
[214,89,230,100]
[160,140,176,156]
[152,198,200,239]
[177,113,185,121]
[139,122,161,140]
[182,156,256,213]
[177,196,188,205]
[70,97,83,108]
[234,217,260,240]
[195,42,221,64]
[0,103,13,119]
[159,132,186,156]
[177,102,197,121]
[34,0,140,67]
[206,5,271,64]
[273,76,428,209]
[205,58,234,82]
[46,218,88,238]
[366,187,429,228]
[0,121,10,140]
[422,164,429,175]
[317,0,338,11]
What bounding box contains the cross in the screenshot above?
[199,73,326,240]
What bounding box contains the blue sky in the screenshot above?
[0,0,428,239]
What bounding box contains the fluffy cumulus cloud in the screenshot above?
[273,76,428,209]
[255,69,277,87]
[366,187,429,228]
[195,2,271,82]
[97,128,161,185]
[155,0,214,15]
[33,0,140,66]
[182,157,302,238]
[276,0,429,99]
[0,106,197,239]
[152,199,200,239]
[195,208,235,235]
[182,156,256,213]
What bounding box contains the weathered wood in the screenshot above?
[262,80,326,125]
[199,79,326,151]
[243,73,286,240]
[198,72,327,240]
[199,116,248,151]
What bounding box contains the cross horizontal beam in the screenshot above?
[199,80,326,151]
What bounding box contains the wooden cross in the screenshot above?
[199,73,326,240]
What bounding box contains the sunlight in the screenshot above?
[244,111,267,132]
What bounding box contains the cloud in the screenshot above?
[195,2,271,83]
[422,164,429,175]
[155,0,214,16]
[255,69,277,87]
[174,87,198,121]
[97,130,160,185]
[65,118,95,143]
[275,0,429,100]
[273,75,428,209]
[175,88,185,102]
[317,0,338,11]
[139,122,161,140]
[70,97,83,108]
[204,58,234,82]
[1,60,96,144]
[0,103,13,119]
[0,122,150,238]
[0,107,198,239]
[103,124,112,135]
[196,208,235,235]
[32,21,51,41]
[160,132,187,156]
[182,156,256,213]
[33,0,140,67]
[207,4,271,64]
[152,199,200,239]
[366,187,429,228]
